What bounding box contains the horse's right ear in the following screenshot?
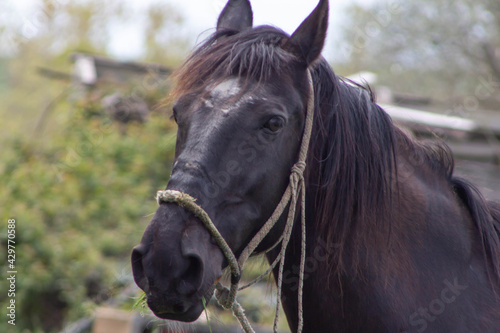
[284,0,329,66]
[217,0,253,33]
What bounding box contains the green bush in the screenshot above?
[0,101,176,332]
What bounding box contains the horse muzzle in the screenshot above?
[131,204,224,322]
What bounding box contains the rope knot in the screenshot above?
[291,161,306,176]
[215,283,232,309]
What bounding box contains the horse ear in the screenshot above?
[284,0,329,66]
[217,0,253,33]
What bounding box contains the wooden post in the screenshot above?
[92,307,134,333]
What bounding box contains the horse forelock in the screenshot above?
[169,26,298,104]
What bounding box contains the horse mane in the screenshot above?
[309,58,500,281]
[170,24,500,282]
[306,60,397,275]
[451,177,500,280]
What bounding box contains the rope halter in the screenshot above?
[156,70,315,333]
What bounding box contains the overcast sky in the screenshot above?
[153,0,376,61]
[172,0,337,35]
[116,0,377,61]
[6,0,377,61]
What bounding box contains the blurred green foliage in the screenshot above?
[0,98,177,332]
[0,1,187,331]
[0,0,189,136]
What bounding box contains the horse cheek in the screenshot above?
[237,141,257,162]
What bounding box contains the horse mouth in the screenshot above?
[147,285,215,322]
[150,301,204,322]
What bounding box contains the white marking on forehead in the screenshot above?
[204,79,243,114]
[211,79,241,99]
[203,98,214,109]
[221,95,256,114]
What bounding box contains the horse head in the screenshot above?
[131,0,328,322]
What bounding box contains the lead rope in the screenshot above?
[156,71,315,333]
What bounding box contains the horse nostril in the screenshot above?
[131,245,147,291]
[177,254,204,296]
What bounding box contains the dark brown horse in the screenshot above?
[131,0,500,331]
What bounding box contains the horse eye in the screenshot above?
[263,117,285,133]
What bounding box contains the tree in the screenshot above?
[0,0,189,136]
[144,3,190,66]
[338,0,500,102]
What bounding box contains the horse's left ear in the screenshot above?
[284,0,329,66]
[217,0,253,33]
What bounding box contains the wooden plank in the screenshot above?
[380,103,478,132]
[92,307,133,333]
